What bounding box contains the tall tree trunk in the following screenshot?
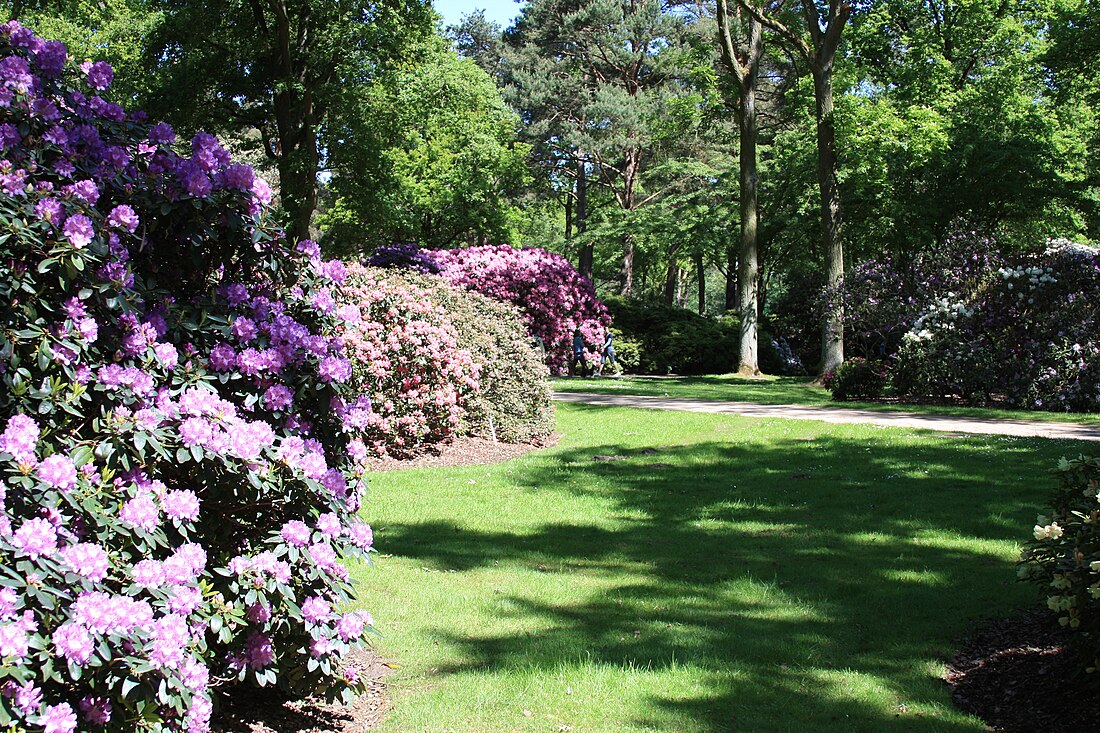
[663,265,677,304]
[813,65,844,375]
[576,156,593,279]
[270,1,319,243]
[734,0,851,378]
[695,251,706,315]
[619,151,639,296]
[736,65,761,375]
[718,2,763,375]
[564,184,573,242]
[725,245,737,311]
[663,242,682,304]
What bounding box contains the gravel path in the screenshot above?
[554,392,1100,442]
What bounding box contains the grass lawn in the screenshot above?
[352,403,1093,732]
[551,374,1100,426]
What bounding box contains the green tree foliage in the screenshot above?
[9,0,162,101]
[137,0,433,241]
[846,0,1093,250]
[505,0,707,294]
[321,35,530,253]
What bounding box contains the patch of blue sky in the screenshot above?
[433,0,522,30]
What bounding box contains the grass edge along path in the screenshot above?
[553,392,1100,442]
[551,375,1100,427]
[355,402,1093,732]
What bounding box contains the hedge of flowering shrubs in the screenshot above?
[333,266,554,455]
[893,240,1100,410]
[827,235,1100,412]
[823,232,1003,361]
[1020,455,1100,672]
[0,24,375,732]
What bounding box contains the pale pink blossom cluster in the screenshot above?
[336,265,480,457]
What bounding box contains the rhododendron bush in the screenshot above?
[421,245,610,374]
[893,240,1100,411]
[0,24,375,732]
[1020,454,1100,673]
[335,265,479,457]
[370,268,555,445]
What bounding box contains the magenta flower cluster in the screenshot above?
[0,23,376,733]
[421,245,610,374]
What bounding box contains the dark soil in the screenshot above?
[944,611,1100,731]
[212,649,391,733]
[365,434,556,472]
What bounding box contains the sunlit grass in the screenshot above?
[351,403,1090,731]
[551,374,1100,425]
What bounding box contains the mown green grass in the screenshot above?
[352,403,1092,732]
[551,374,1100,426]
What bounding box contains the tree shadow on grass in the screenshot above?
[381,412,1086,731]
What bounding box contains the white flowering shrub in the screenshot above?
[0,24,375,732]
[1020,455,1100,671]
[894,240,1100,410]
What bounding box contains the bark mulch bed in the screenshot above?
[365,434,558,472]
[212,649,390,733]
[213,435,554,731]
[944,610,1100,731]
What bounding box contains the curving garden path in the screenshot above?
[553,392,1100,442]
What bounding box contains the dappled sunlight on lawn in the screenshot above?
[357,404,1085,732]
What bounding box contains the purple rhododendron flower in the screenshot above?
[36,454,76,491]
[53,623,94,665]
[61,213,93,248]
[318,356,351,383]
[13,517,57,558]
[300,596,331,624]
[148,121,175,144]
[162,489,200,521]
[81,60,113,90]
[106,204,139,233]
[280,520,311,547]
[60,543,110,582]
[0,623,29,661]
[0,414,38,462]
[79,696,112,725]
[119,495,160,532]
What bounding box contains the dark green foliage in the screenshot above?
[823,358,888,401]
[604,297,739,375]
[1020,454,1100,675]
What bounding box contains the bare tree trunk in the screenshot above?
[734,0,850,378]
[695,251,706,315]
[736,65,761,375]
[725,245,738,311]
[619,151,639,296]
[813,65,844,374]
[270,1,319,243]
[576,156,593,279]
[718,2,763,375]
[564,184,573,242]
